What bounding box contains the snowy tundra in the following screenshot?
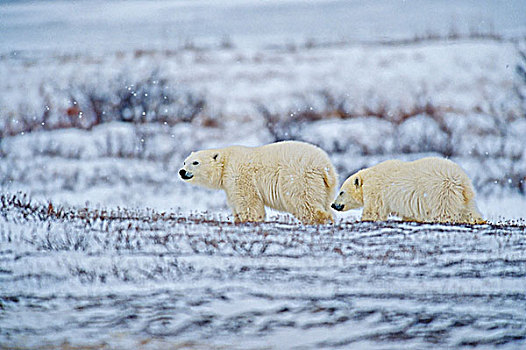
[1,0,526,349]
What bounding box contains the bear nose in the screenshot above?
[331,203,344,211]
[179,169,193,180]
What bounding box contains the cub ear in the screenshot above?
[212,153,219,161]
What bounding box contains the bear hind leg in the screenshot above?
[460,200,486,224]
[282,175,334,225]
[292,203,333,225]
[310,207,334,225]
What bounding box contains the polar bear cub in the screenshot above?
[331,157,485,224]
[179,141,338,224]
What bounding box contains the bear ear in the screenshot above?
[354,176,362,188]
[212,153,219,161]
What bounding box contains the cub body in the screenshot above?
[332,157,485,224]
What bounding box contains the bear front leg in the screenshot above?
[234,204,266,223]
[226,189,266,223]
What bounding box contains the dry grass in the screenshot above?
[0,72,209,138]
[2,192,525,229]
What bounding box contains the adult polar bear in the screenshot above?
[332,157,485,224]
[179,141,338,224]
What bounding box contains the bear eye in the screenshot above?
[192,161,199,165]
[339,191,344,196]
[354,178,360,186]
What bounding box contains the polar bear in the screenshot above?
[331,157,485,224]
[179,141,338,224]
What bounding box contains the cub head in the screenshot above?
[179,149,224,189]
[331,171,364,212]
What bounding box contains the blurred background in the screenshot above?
[1,0,526,219]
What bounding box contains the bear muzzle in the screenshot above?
[179,169,194,180]
[331,203,345,211]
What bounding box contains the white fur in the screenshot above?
[180,141,338,224]
[333,157,485,224]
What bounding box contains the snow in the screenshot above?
[1,198,525,349]
[0,41,520,134]
[1,0,525,53]
[1,0,526,349]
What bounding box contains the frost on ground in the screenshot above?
[0,194,525,349]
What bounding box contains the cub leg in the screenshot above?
[361,194,388,222]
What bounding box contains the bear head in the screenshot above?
[331,171,364,211]
[179,149,224,189]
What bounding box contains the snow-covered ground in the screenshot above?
[1,196,525,349]
[1,1,526,349]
